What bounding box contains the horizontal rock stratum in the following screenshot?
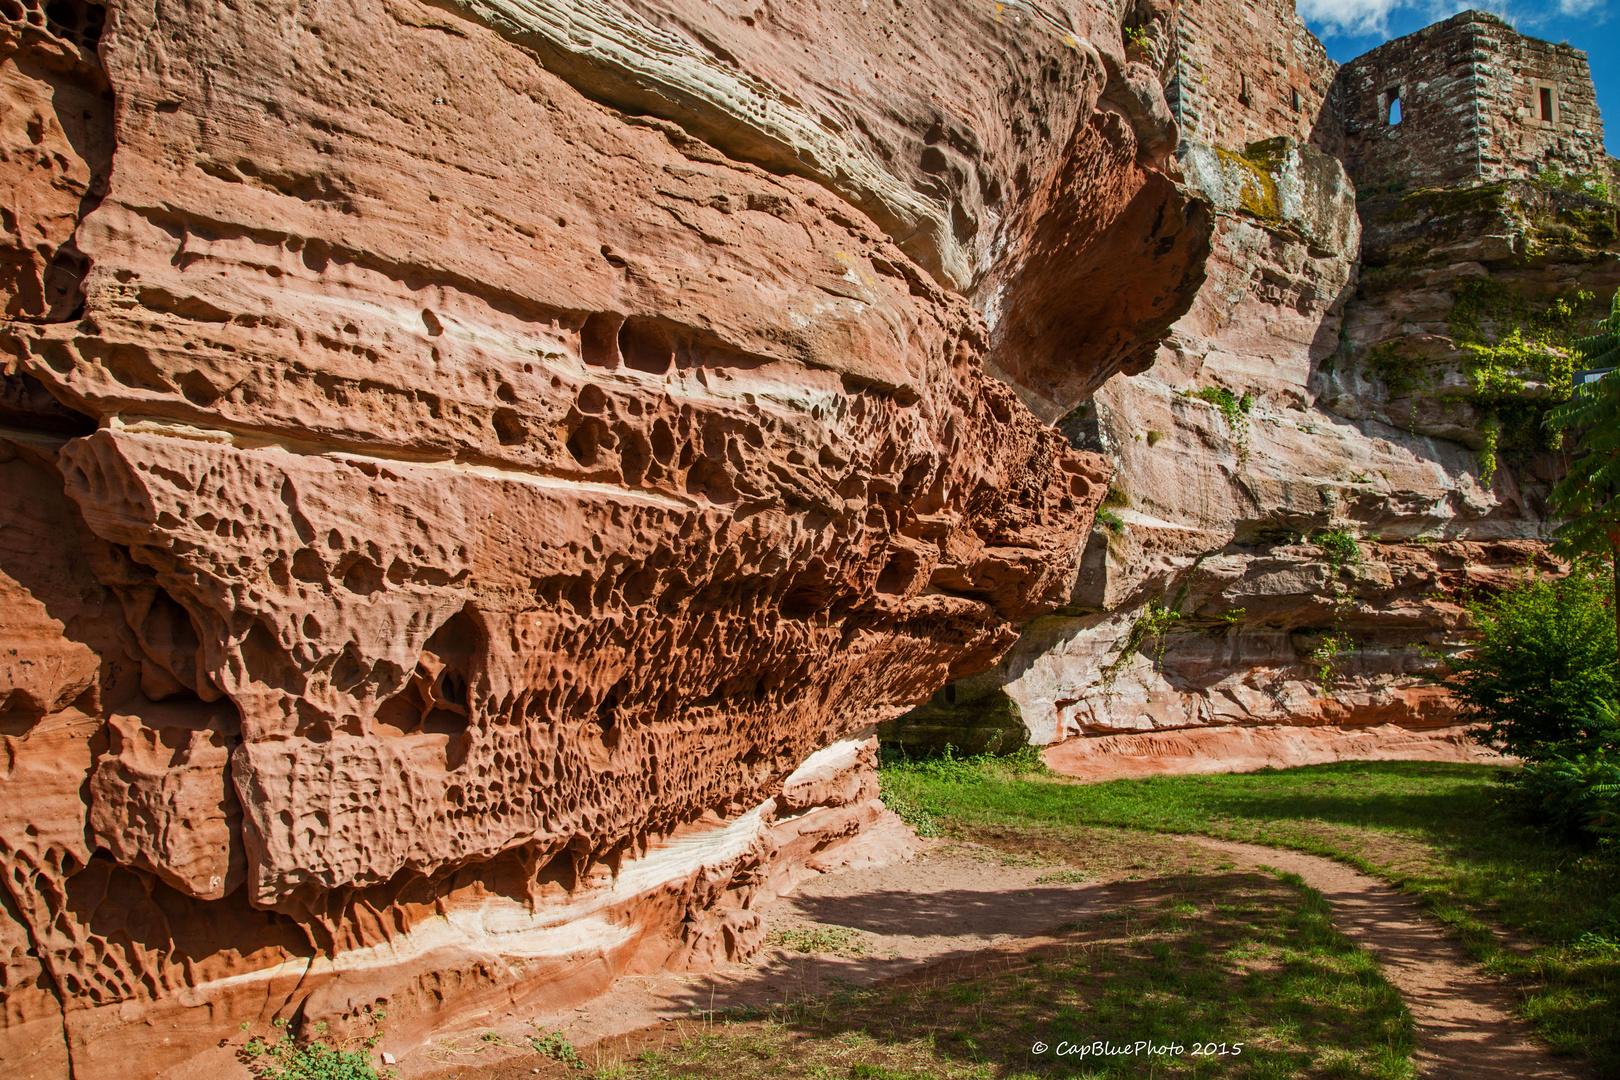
[0,0,1210,1073]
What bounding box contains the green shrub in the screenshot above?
[1506,734,1620,849]
[1446,565,1618,760]
[1315,528,1360,568]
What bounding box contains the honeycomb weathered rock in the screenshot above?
[0,0,1210,1072]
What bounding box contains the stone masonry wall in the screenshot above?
[1330,10,1607,194]
[1477,19,1607,183]
[1164,0,1338,151]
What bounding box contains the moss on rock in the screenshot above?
[1214,145,1281,221]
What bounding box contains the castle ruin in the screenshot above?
[1164,0,1338,150]
[1167,5,1612,196]
[1325,10,1610,193]
[885,5,1619,756]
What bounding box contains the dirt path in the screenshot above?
[1182,836,1588,1080]
[401,836,1214,1077]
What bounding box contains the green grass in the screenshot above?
[766,925,873,957]
[880,756,1620,1073]
[578,869,1414,1079]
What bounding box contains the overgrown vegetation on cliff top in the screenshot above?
[879,757,1620,1073]
[1536,163,1614,206]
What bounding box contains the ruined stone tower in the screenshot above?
[1327,10,1609,193]
[1163,0,1337,149]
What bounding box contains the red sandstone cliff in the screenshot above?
[884,0,1618,755]
[0,0,1209,1073]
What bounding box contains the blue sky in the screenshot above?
[1298,1,1618,156]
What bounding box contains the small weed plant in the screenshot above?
[1315,528,1361,568]
[1308,530,1360,693]
[242,1017,392,1080]
[1312,631,1349,692]
[1184,386,1256,462]
[766,925,871,956]
[529,1029,582,1067]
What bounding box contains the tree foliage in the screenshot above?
[1446,566,1617,761]
[1507,720,1620,851]
[1546,289,1620,562]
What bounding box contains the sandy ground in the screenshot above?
[405,827,1589,1080]
[1043,723,1510,782]
[401,842,1131,1075]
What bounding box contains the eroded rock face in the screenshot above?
[0,0,1206,1072]
[0,0,110,323]
[1042,721,1507,781]
[886,125,1613,752]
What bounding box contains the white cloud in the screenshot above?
[1300,0,1605,38]
[1295,0,1405,36]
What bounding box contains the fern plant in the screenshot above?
[1508,710,1620,849]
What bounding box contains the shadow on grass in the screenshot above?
[620,871,1415,1080]
[881,758,1620,1076]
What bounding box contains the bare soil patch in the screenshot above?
[403,827,1588,1080]
[400,838,1221,1077]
